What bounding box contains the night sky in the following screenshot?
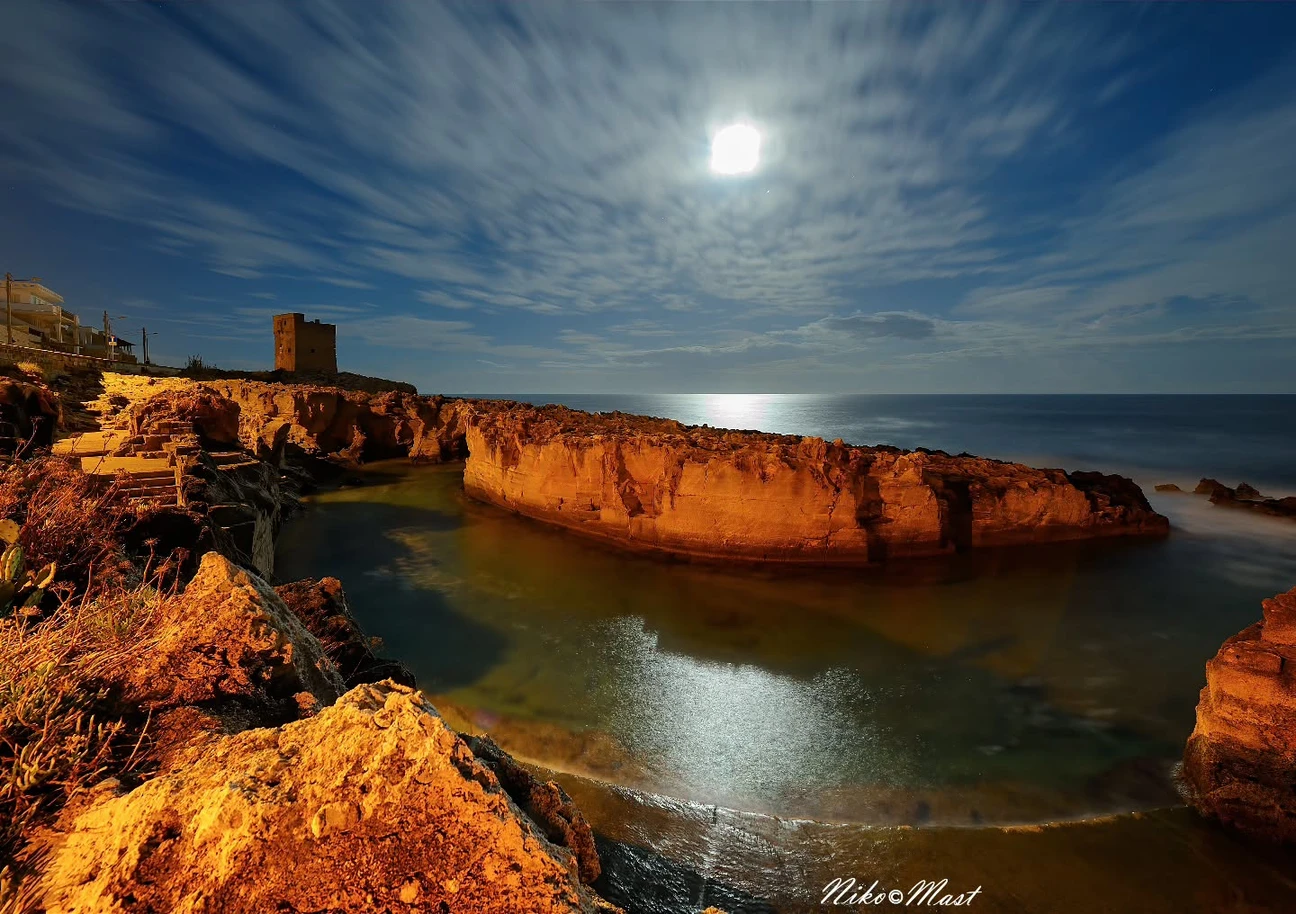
[2,2,1294,393]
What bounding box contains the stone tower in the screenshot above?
[273,313,337,374]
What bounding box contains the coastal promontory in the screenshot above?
[462,403,1170,563]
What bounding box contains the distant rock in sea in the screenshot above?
[1191,478,1296,521]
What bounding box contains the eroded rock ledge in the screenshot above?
[1183,587,1296,842]
[463,404,1170,563]
[98,378,1169,564]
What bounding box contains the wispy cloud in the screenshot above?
[0,1,1292,391]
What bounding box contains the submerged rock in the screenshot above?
[1154,483,1183,493]
[37,682,616,914]
[1183,586,1296,842]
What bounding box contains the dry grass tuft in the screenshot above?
[0,458,138,602]
[0,583,163,885]
[0,457,196,898]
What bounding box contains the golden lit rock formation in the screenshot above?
[37,682,616,914]
[1183,586,1296,842]
[92,378,1169,564]
[23,550,615,913]
[463,404,1170,563]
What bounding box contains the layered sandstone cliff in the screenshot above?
[462,405,1169,564]
[1183,586,1296,842]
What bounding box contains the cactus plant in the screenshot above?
[0,542,55,617]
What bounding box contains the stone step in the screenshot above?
[81,455,175,476]
[109,468,176,480]
[126,493,179,506]
[53,431,128,458]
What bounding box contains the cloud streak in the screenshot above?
[0,1,1293,391]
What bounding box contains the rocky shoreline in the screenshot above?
[0,370,624,913]
[87,376,1170,565]
[464,403,1169,563]
[2,366,1290,914]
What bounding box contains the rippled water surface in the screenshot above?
[276,394,1296,911]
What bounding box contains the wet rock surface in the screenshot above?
[1184,586,1296,842]
[1195,478,1296,521]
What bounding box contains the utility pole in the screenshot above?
[5,273,11,347]
[142,326,149,365]
[103,309,113,363]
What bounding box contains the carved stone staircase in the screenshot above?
[55,423,246,507]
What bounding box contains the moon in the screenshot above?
[710,123,761,175]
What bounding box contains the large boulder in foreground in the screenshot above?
[463,405,1170,564]
[126,551,343,729]
[37,682,616,914]
[1183,587,1296,842]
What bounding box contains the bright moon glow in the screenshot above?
[710,124,761,175]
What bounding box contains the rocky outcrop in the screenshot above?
[0,378,60,454]
[185,454,293,578]
[109,381,1171,564]
[129,387,242,447]
[1183,587,1296,842]
[465,733,602,885]
[1193,478,1296,521]
[36,682,617,914]
[196,380,478,463]
[125,552,344,732]
[275,576,416,688]
[462,405,1169,564]
[19,554,614,911]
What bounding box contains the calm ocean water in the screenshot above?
[277,393,1296,912]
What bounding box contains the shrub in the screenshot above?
[0,458,136,602]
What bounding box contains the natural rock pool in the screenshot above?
[276,455,1296,911]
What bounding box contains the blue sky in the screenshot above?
[1,2,1294,394]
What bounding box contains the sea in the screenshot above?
[276,394,1296,913]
